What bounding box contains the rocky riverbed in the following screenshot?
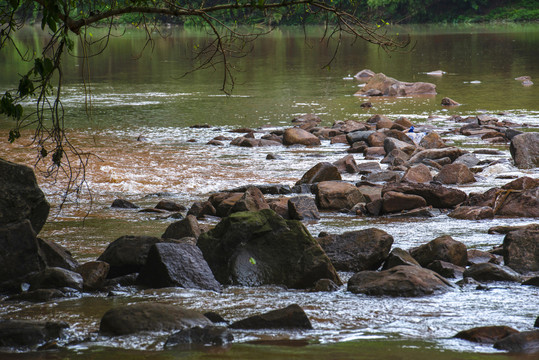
[1,105,538,356]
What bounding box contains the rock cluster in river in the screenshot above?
[1,106,538,353]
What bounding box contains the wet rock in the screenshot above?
[137,242,221,291]
[291,113,322,128]
[453,153,481,168]
[229,304,313,330]
[441,97,460,106]
[456,277,483,287]
[28,267,83,291]
[209,192,243,217]
[314,181,365,210]
[225,184,292,195]
[230,187,270,214]
[0,319,68,349]
[510,133,539,169]
[503,229,539,273]
[401,164,433,183]
[313,278,340,292]
[76,261,110,291]
[494,330,539,354]
[384,137,416,156]
[367,132,387,147]
[410,235,467,267]
[381,149,410,166]
[408,147,467,164]
[207,139,223,146]
[188,201,216,218]
[502,176,539,191]
[0,220,45,287]
[522,277,539,287]
[204,312,228,324]
[467,249,500,265]
[454,326,519,344]
[111,198,139,209]
[448,206,494,220]
[365,170,402,183]
[99,303,212,336]
[376,117,394,130]
[386,207,435,218]
[330,134,348,144]
[356,162,382,175]
[434,163,476,184]
[0,159,50,234]
[97,235,163,278]
[346,130,375,145]
[295,162,341,185]
[505,128,524,140]
[348,265,453,297]
[488,223,539,235]
[197,209,341,289]
[283,128,321,146]
[155,200,185,212]
[427,260,464,279]
[417,132,445,149]
[6,288,66,302]
[382,191,427,213]
[354,69,375,80]
[356,184,382,203]
[103,273,138,288]
[37,238,79,271]
[495,188,539,218]
[162,215,202,240]
[333,154,359,174]
[267,197,290,219]
[288,196,320,221]
[382,248,420,269]
[463,263,521,282]
[382,182,467,208]
[365,198,383,216]
[317,228,393,272]
[359,73,437,96]
[164,326,233,349]
[364,147,387,157]
[333,119,368,133]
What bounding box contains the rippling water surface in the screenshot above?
[0,24,538,358]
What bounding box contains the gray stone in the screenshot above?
[510,133,539,169]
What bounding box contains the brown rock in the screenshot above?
[209,192,243,217]
[410,235,467,267]
[162,215,202,240]
[467,249,500,265]
[333,155,360,174]
[402,164,433,183]
[503,229,539,273]
[382,248,420,269]
[296,162,341,186]
[455,326,519,344]
[408,147,467,164]
[382,191,427,213]
[448,206,494,220]
[229,304,312,330]
[76,261,110,291]
[382,182,467,208]
[434,163,476,184]
[441,97,460,106]
[288,196,320,221]
[419,132,446,149]
[367,132,387,147]
[494,330,539,354]
[427,260,464,279]
[230,187,270,214]
[496,188,539,217]
[510,133,539,169]
[463,263,521,282]
[360,73,436,96]
[283,128,321,146]
[267,197,290,219]
[315,181,365,210]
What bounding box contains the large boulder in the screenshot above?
[28,267,84,291]
[0,158,50,234]
[137,242,221,291]
[314,181,365,210]
[295,162,341,185]
[317,228,394,272]
[360,73,437,96]
[434,163,476,184]
[37,238,79,271]
[283,128,321,146]
[382,182,467,208]
[197,209,341,289]
[463,263,521,282]
[99,303,212,336]
[97,235,163,278]
[229,304,313,330]
[0,319,68,349]
[410,235,467,267]
[347,265,453,297]
[503,229,539,273]
[510,133,539,169]
[0,220,46,288]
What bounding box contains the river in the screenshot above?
[0,24,538,359]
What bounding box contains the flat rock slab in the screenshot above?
[455,326,519,344]
[99,303,212,336]
[229,304,313,330]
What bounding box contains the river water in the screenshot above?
[0,24,538,359]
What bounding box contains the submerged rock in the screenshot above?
[0,319,68,349]
[164,326,233,349]
[359,73,437,96]
[99,303,212,336]
[347,265,453,297]
[229,304,313,330]
[197,209,341,289]
[454,326,519,344]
